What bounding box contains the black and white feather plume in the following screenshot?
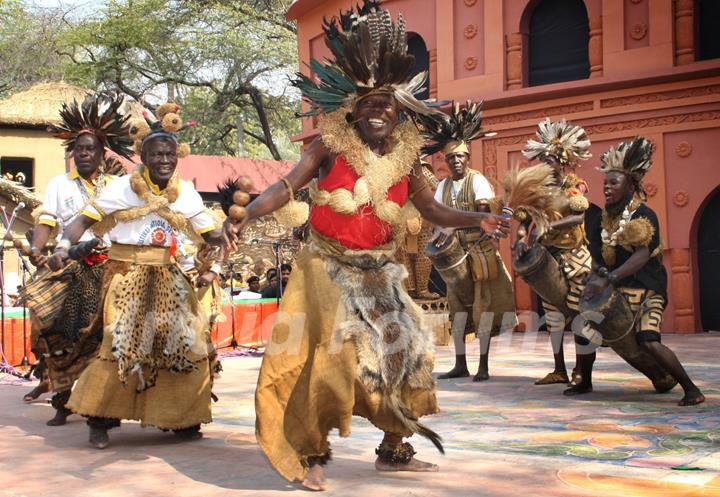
[292,0,435,119]
[49,92,134,159]
[523,118,591,166]
[415,100,487,155]
[599,136,654,198]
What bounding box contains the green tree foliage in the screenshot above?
[63,0,301,160]
[1,0,301,160]
[0,0,80,97]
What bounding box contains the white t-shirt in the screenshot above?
[82,174,217,247]
[38,170,115,242]
[434,172,495,205]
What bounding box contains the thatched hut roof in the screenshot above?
[0,178,41,210]
[0,82,91,128]
[0,178,42,242]
[0,82,149,128]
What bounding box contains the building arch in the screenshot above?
[692,185,720,331]
[407,32,430,101]
[521,0,591,87]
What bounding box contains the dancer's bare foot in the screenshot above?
[302,465,327,491]
[678,390,706,406]
[472,369,490,382]
[23,379,50,402]
[438,366,469,379]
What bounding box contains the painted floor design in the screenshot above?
[1,333,718,497]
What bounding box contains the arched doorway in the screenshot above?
[698,188,720,330]
[407,33,430,100]
[697,0,720,61]
[527,0,590,86]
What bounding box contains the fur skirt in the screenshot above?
[67,260,212,429]
[255,244,439,483]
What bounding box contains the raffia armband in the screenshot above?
[273,178,309,228]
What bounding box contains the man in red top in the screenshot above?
[225,2,510,491]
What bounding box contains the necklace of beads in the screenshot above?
[601,201,637,246]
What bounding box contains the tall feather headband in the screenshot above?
[523,118,591,166]
[415,100,488,156]
[49,92,134,159]
[292,0,436,119]
[599,136,654,199]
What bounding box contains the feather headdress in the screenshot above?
[292,0,435,119]
[503,164,560,237]
[49,92,134,159]
[599,136,654,199]
[523,118,591,166]
[415,100,488,156]
[127,102,196,158]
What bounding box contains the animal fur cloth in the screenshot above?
[255,232,440,483]
[103,262,209,392]
[66,260,213,430]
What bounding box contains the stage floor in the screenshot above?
[1,333,719,497]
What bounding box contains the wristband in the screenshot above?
[597,266,609,278]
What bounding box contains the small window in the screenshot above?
[697,0,720,61]
[528,0,590,87]
[0,157,34,187]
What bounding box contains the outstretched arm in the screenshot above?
[245,137,327,224]
[409,163,509,235]
[224,137,329,248]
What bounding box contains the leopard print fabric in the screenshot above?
[51,262,105,344]
[104,262,208,392]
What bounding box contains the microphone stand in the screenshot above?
[229,262,238,349]
[17,250,31,367]
[273,241,282,304]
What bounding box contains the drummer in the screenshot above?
[420,101,517,381]
[581,137,704,406]
[518,118,596,387]
[24,92,132,425]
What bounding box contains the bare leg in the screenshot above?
[474,333,491,382]
[88,417,119,449]
[438,312,470,379]
[23,377,51,402]
[641,341,705,406]
[375,433,438,472]
[563,351,595,396]
[47,390,72,426]
[536,309,570,384]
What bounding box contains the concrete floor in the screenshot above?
[1,333,718,497]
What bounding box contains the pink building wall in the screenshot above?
[288,0,720,332]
